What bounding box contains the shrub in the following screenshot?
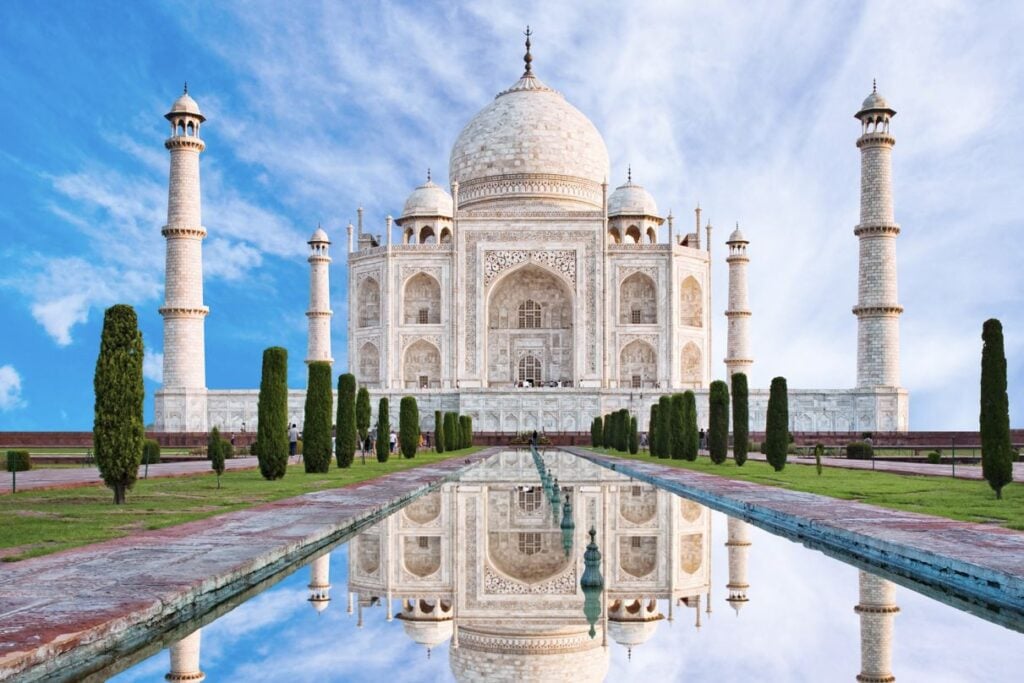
[376,398,390,463]
[302,362,333,473]
[628,416,639,454]
[399,396,420,459]
[591,416,603,448]
[93,304,145,504]
[335,373,357,469]
[764,377,789,471]
[980,318,1013,499]
[656,396,672,459]
[649,405,659,457]
[220,438,234,460]
[927,450,942,464]
[846,441,874,460]
[435,410,445,453]
[732,373,749,466]
[356,386,371,444]
[209,427,225,488]
[682,391,699,461]
[6,450,31,493]
[142,439,161,465]
[256,347,289,480]
[708,380,729,464]
[814,443,824,475]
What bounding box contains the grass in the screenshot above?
[586,448,1024,531]
[0,447,482,562]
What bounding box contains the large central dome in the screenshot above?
[449,69,609,210]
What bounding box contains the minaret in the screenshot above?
[307,552,331,613]
[306,226,333,365]
[165,629,205,682]
[854,571,899,682]
[725,224,753,383]
[725,517,751,614]
[156,84,209,432]
[853,82,902,388]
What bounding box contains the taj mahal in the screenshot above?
[154,35,908,435]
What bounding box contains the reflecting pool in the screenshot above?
[111,450,1023,682]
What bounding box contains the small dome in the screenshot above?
[608,179,659,218]
[309,226,330,243]
[857,82,895,117]
[607,620,660,648]
[400,618,454,648]
[400,179,454,221]
[167,89,204,121]
[727,226,747,243]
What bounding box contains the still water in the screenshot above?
[112,451,1023,682]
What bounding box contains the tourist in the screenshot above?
[424,432,431,449]
[288,423,299,459]
[389,430,397,454]
[699,428,706,452]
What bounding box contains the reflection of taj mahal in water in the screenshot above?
[164,451,901,682]
[154,34,909,434]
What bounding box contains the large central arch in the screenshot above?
[485,263,574,387]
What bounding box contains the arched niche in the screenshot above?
[680,276,703,327]
[358,341,380,385]
[404,491,442,525]
[620,272,657,324]
[625,225,642,243]
[486,263,574,387]
[487,531,572,584]
[403,272,441,324]
[419,225,436,244]
[619,340,657,388]
[357,277,381,327]
[619,484,658,524]
[403,536,441,578]
[403,339,441,389]
[679,533,704,574]
[619,536,658,578]
[681,342,702,385]
[646,226,658,244]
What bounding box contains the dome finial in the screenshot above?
[523,25,533,76]
[627,165,632,184]
[183,81,188,95]
[872,78,877,94]
[427,167,431,182]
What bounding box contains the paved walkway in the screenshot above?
[0,456,261,494]
[744,452,1024,480]
[0,449,494,681]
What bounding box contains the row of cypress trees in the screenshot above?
[590,409,638,454]
[435,411,472,452]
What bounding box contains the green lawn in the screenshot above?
[0,447,482,562]
[585,448,1024,531]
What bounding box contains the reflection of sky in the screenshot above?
[113,508,1024,682]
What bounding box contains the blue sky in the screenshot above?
[0,0,1021,430]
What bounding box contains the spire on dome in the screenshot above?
[872,78,877,94]
[427,167,432,183]
[627,165,632,184]
[523,25,533,76]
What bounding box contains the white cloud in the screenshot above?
[0,365,25,411]
[143,348,163,384]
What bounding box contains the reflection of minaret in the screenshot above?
[397,598,454,659]
[725,517,751,614]
[608,598,664,660]
[854,571,899,683]
[165,629,205,682]
[307,553,331,613]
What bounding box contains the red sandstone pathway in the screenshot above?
[744,452,1024,480]
[0,456,261,494]
[0,449,495,681]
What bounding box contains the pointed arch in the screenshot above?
[646,227,658,244]
[625,225,642,243]
[681,342,702,385]
[357,277,381,328]
[403,272,441,324]
[680,276,703,327]
[620,272,657,324]
[619,339,657,388]
[403,338,441,388]
[419,225,436,244]
[358,341,380,385]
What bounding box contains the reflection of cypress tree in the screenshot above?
[303,362,333,473]
[708,380,729,464]
[256,347,288,480]
[732,373,750,466]
[92,304,144,504]
[682,391,699,461]
[981,319,1013,499]
[591,416,603,448]
[765,377,789,471]
[670,394,685,459]
[649,405,659,456]
[335,373,357,468]
[376,398,390,463]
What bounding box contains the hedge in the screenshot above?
[142,439,161,465]
[846,441,874,460]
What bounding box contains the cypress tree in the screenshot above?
[399,396,420,458]
[670,394,685,459]
[256,347,289,480]
[619,410,630,452]
[656,396,672,459]
[376,397,390,463]
[649,404,659,456]
[465,415,473,448]
[602,413,612,449]
[628,415,639,454]
[303,362,333,473]
[708,380,729,464]
[356,386,371,444]
[592,416,603,448]
[335,373,357,468]
[457,415,466,449]
[765,376,789,471]
[208,426,225,488]
[435,409,445,453]
[732,373,750,466]
[444,412,458,452]
[93,304,144,504]
[682,391,699,461]
[981,319,1013,499]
